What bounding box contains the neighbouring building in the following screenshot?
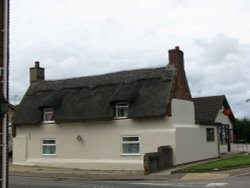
[12,47,235,172]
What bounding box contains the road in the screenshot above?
[9,170,250,188]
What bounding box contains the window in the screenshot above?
[206,128,215,142]
[219,124,229,144]
[115,102,129,119]
[42,139,56,155]
[43,108,54,122]
[121,136,140,155]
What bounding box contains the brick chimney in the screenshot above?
[30,61,45,85]
[168,46,192,101]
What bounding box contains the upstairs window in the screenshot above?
[43,108,54,123]
[115,102,129,119]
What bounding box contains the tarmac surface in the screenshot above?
[8,152,250,181]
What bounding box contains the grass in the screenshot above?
[183,154,250,172]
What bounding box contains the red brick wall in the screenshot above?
[168,47,192,101]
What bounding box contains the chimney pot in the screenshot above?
[175,46,179,50]
[35,61,40,68]
[30,61,45,85]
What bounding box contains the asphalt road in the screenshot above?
[9,169,250,188]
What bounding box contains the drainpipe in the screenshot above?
[2,0,9,187]
[217,125,221,157]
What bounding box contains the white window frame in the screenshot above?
[41,139,56,156]
[43,107,55,123]
[115,102,129,119]
[121,136,140,156]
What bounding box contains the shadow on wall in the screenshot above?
[144,145,173,174]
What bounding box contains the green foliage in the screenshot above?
[187,154,250,172]
[234,118,250,143]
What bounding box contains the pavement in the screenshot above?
[8,152,250,181]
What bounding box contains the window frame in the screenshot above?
[121,136,140,156]
[42,107,55,123]
[41,139,56,156]
[114,102,129,119]
[206,128,215,142]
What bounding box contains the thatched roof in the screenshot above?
[13,66,177,125]
[192,95,235,125]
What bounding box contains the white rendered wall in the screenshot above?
[171,99,195,125]
[170,99,219,164]
[174,126,219,164]
[13,136,27,164]
[13,117,176,171]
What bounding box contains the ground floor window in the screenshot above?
[42,139,56,155]
[219,124,229,144]
[206,128,215,142]
[121,136,140,155]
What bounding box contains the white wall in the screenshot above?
[171,99,195,125]
[13,117,176,171]
[215,107,233,127]
[13,135,27,164]
[171,99,219,164]
[175,126,219,164]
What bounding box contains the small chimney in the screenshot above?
[30,61,45,85]
[168,46,192,101]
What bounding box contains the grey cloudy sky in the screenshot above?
[10,0,250,118]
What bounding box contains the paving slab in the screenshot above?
[181,173,229,180]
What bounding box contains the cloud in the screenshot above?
[195,34,240,63]
[188,34,250,118]
[9,0,250,118]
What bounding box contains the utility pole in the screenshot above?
[0,0,9,187]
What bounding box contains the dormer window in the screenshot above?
[115,102,129,119]
[43,108,54,123]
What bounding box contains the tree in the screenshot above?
[234,118,250,143]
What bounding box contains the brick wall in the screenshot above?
[168,47,192,101]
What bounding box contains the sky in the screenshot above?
[9,0,250,118]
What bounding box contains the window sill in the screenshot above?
[121,153,141,156]
[42,154,57,157]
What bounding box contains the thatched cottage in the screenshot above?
[12,47,235,172]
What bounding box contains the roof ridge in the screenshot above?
[192,95,225,99]
[45,67,167,83]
